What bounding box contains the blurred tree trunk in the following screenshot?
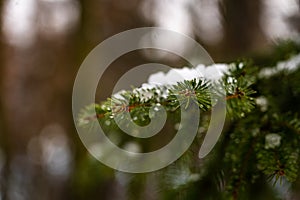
[220,0,267,59]
[0,0,81,199]
[0,1,9,199]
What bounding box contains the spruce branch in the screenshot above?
[78,63,257,128]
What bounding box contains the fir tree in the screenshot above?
[76,41,300,200]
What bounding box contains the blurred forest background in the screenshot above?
[0,0,299,199]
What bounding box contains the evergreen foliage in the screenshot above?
[76,41,300,200]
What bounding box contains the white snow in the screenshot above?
[259,53,300,78]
